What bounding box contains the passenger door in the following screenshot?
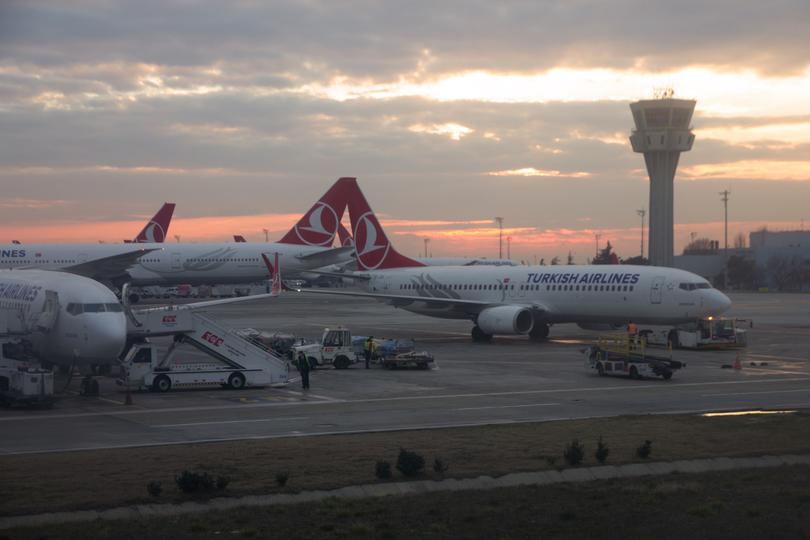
[650,276,664,304]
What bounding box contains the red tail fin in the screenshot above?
[277,178,354,246]
[233,235,247,243]
[134,203,175,243]
[337,222,353,247]
[345,178,425,270]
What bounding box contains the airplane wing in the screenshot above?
[295,246,355,267]
[133,293,281,314]
[47,248,162,281]
[292,287,550,316]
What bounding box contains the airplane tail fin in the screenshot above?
[337,222,354,247]
[345,178,425,271]
[234,235,247,243]
[134,203,176,243]
[262,253,282,296]
[277,178,355,247]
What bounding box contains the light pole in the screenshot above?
[720,190,730,289]
[637,208,645,259]
[174,234,180,243]
[424,238,430,258]
[263,228,269,243]
[494,217,504,259]
[506,236,512,260]
[595,232,602,258]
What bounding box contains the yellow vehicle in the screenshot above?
[584,334,684,380]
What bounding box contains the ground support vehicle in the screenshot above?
[122,307,288,392]
[292,327,359,369]
[0,310,54,407]
[380,351,434,370]
[639,317,748,349]
[584,334,684,380]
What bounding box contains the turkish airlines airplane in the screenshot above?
[297,179,732,342]
[0,179,356,294]
[125,202,176,243]
[0,259,285,368]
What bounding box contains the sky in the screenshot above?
[2,0,809,263]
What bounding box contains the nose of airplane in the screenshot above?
[93,314,127,362]
[707,290,732,314]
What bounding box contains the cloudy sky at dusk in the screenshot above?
[2,0,809,262]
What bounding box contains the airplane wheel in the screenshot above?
[529,324,550,341]
[629,366,641,380]
[668,331,679,349]
[128,294,140,304]
[471,326,492,343]
[228,372,246,390]
[662,371,673,380]
[153,375,171,393]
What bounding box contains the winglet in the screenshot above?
[277,177,355,247]
[345,178,424,270]
[262,252,282,296]
[133,203,176,243]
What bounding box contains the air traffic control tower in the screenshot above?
[630,95,695,267]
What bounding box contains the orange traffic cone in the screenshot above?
[733,354,742,370]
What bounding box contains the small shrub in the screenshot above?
[175,470,215,493]
[146,480,162,497]
[595,437,610,464]
[375,461,392,480]
[433,458,449,476]
[563,439,585,466]
[275,471,289,487]
[396,448,425,477]
[216,475,230,491]
[636,440,653,459]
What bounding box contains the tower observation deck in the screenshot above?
[629,96,695,267]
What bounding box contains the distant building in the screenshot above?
[674,229,810,290]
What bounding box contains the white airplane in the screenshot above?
[296,179,732,342]
[0,269,127,367]
[0,252,286,369]
[0,179,356,298]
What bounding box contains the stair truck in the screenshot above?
[121,307,288,392]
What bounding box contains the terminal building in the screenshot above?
[674,229,810,291]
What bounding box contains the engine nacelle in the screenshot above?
[477,305,534,335]
[577,323,625,331]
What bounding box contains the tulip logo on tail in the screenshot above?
[293,202,339,246]
[141,222,166,243]
[354,211,390,270]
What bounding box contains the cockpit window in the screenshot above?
[105,303,123,312]
[66,303,83,315]
[82,303,106,312]
[679,282,711,291]
[66,303,123,314]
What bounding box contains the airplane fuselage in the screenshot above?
[363,264,730,326]
[0,243,347,286]
[0,269,126,366]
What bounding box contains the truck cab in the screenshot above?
[293,328,358,369]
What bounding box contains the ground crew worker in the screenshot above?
[296,351,310,390]
[364,336,375,369]
[627,321,638,336]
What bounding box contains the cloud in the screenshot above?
[488,168,591,178]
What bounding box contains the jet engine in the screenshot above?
[477,305,534,335]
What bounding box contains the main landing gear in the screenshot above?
[471,325,493,343]
[529,323,550,342]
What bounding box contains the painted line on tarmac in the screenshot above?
[747,353,810,362]
[703,388,810,397]
[2,377,809,423]
[454,403,560,411]
[155,416,310,428]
